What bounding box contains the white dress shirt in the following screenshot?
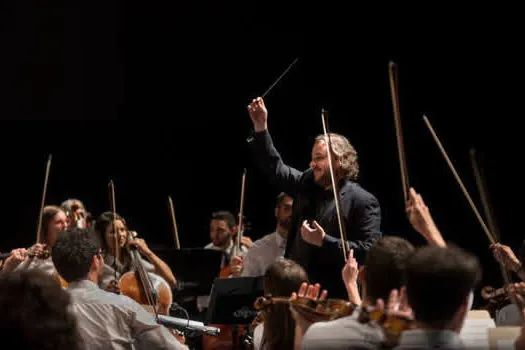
[241,232,286,277]
[68,279,187,350]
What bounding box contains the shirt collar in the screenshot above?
[275,232,287,248]
[67,279,100,291]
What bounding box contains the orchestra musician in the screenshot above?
[197,210,251,314]
[0,269,82,350]
[239,192,293,277]
[93,211,177,292]
[51,228,188,349]
[2,205,68,276]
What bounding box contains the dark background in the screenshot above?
[0,3,520,305]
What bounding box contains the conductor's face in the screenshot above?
[310,140,339,188]
[210,219,233,248]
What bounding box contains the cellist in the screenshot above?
[93,211,177,292]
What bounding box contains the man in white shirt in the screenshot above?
[197,210,250,312]
[52,227,187,350]
[240,192,293,277]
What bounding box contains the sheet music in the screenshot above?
[460,317,496,348]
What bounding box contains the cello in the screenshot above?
[107,182,184,343]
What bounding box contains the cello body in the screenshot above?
[119,270,173,315]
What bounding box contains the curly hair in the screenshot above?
[315,133,359,181]
[0,270,82,350]
[52,228,101,282]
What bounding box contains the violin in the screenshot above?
[357,306,414,344]
[0,246,51,260]
[254,295,356,323]
[480,284,512,318]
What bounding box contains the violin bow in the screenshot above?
[236,168,247,255]
[321,109,348,261]
[36,155,52,244]
[168,196,180,249]
[469,149,516,308]
[108,180,120,278]
[423,115,496,245]
[388,61,410,203]
[261,57,299,99]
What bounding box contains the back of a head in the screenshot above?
[0,270,82,350]
[263,257,308,297]
[61,198,85,212]
[52,228,100,283]
[262,258,309,350]
[405,245,482,327]
[364,236,415,302]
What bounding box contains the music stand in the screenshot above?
[154,248,223,296]
[206,276,264,325]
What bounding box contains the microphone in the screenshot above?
[156,314,220,337]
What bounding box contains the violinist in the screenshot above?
[197,210,250,312]
[301,236,415,349]
[51,228,188,350]
[7,205,68,276]
[396,245,481,349]
[252,257,308,350]
[247,97,381,299]
[93,211,177,292]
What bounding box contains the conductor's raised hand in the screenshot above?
[247,97,268,132]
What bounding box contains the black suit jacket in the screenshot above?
[248,130,381,299]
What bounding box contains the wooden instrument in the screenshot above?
[119,230,173,314]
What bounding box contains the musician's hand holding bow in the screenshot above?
[406,188,446,247]
[247,97,268,132]
[0,248,28,274]
[300,220,325,247]
[490,243,521,273]
[28,243,47,257]
[230,256,244,277]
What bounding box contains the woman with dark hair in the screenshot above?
[94,211,176,291]
[253,257,308,350]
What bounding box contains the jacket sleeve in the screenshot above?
[321,193,381,263]
[247,130,304,196]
